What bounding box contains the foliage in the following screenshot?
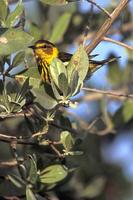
[0,0,133,200]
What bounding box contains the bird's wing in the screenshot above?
[58,52,72,62]
[89,57,120,73]
[58,52,99,62]
[58,52,120,75]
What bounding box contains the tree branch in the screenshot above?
[0,112,31,121]
[76,22,133,44]
[103,36,133,51]
[0,160,18,168]
[83,87,133,99]
[0,133,36,145]
[86,0,111,18]
[85,0,130,54]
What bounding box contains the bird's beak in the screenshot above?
[28,45,35,49]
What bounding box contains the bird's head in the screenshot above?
[29,40,59,63]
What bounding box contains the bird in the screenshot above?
[29,39,117,83]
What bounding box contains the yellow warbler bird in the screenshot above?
[29,39,116,83]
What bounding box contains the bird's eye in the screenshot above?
[43,44,47,48]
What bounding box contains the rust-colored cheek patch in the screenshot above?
[44,47,53,55]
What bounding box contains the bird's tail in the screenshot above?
[88,56,120,74]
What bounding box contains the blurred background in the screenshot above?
[0,0,133,199]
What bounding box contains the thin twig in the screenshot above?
[83,87,133,99]
[10,140,25,180]
[83,93,127,101]
[90,127,116,135]
[86,0,111,18]
[0,133,60,146]
[85,0,130,54]
[0,160,18,168]
[103,36,133,51]
[0,133,37,145]
[49,143,64,158]
[76,22,133,44]
[0,112,31,121]
[32,129,48,138]
[3,196,21,200]
[87,117,99,131]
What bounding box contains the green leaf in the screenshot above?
[50,58,67,89]
[16,75,40,89]
[50,13,71,43]
[12,51,25,67]
[40,0,67,6]
[32,85,58,110]
[0,104,8,112]
[26,21,42,41]
[33,86,58,110]
[69,70,79,96]
[67,45,89,95]
[58,73,69,97]
[39,164,68,184]
[0,28,33,55]
[26,187,37,200]
[123,101,133,123]
[0,0,8,25]
[5,0,24,27]
[107,60,123,85]
[0,78,31,113]
[67,45,89,83]
[68,151,83,156]
[15,78,31,104]
[9,101,22,113]
[19,66,40,80]
[113,101,133,127]
[8,174,25,188]
[27,155,38,185]
[16,69,58,110]
[50,58,71,100]
[60,131,75,152]
[50,79,62,100]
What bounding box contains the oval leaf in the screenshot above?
[50,13,71,43]
[12,51,25,67]
[33,87,58,110]
[0,0,8,25]
[39,164,68,184]
[0,28,33,55]
[67,45,89,95]
[26,187,37,200]
[60,131,75,152]
[49,58,67,88]
[67,45,89,83]
[58,73,69,97]
[27,155,38,185]
[5,0,24,27]
[123,101,133,123]
[16,73,58,110]
[15,75,40,89]
[8,174,25,188]
[19,66,40,80]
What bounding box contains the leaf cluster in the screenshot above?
[0,1,89,199]
[0,1,133,200]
